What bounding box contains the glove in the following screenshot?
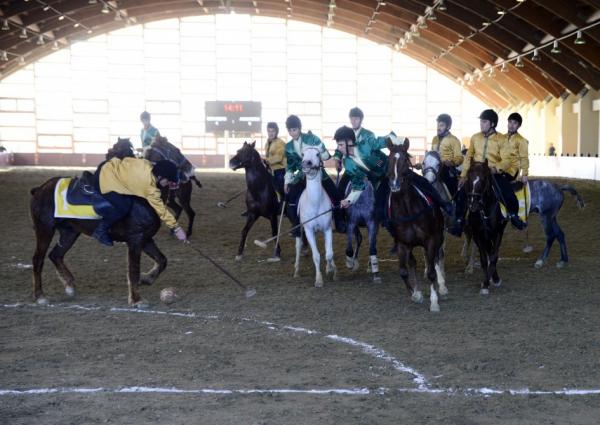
[173,226,187,241]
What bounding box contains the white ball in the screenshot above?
[160,287,178,305]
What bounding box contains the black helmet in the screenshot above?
[507,112,523,126]
[152,160,179,183]
[285,115,302,130]
[478,109,498,127]
[436,113,452,128]
[349,107,364,120]
[140,111,151,121]
[333,126,356,143]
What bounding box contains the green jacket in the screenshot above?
[141,125,159,148]
[285,132,331,185]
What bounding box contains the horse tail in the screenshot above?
[559,185,585,209]
[191,175,203,189]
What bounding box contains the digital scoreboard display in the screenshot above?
[205,101,262,133]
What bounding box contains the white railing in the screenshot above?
[529,156,600,181]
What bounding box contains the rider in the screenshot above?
[140,111,160,153]
[284,114,345,236]
[264,122,287,202]
[505,112,530,185]
[420,113,463,196]
[452,109,527,236]
[92,157,187,246]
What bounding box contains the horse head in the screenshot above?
[145,136,195,182]
[301,146,322,180]
[422,150,441,184]
[229,141,259,171]
[386,134,411,192]
[106,137,135,160]
[466,160,492,213]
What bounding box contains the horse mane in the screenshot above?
[106,138,135,160]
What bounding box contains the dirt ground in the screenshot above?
[1,167,599,425]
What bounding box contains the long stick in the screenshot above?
[270,201,286,259]
[185,241,256,298]
[522,181,533,253]
[217,190,245,208]
[254,207,334,249]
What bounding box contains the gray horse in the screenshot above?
[342,179,381,283]
[422,150,585,269]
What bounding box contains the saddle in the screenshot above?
[65,171,112,215]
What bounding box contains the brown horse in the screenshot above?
[464,161,506,295]
[144,136,202,236]
[29,140,168,308]
[386,137,447,312]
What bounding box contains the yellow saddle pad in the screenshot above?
[54,177,101,219]
[500,182,531,222]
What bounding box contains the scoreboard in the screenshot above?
[205,101,262,133]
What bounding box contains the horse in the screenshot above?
[340,179,381,283]
[464,161,506,295]
[228,141,281,261]
[144,136,202,236]
[387,137,447,312]
[29,154,168,308]
[295,146,337,287]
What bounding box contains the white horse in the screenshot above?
[294,147,337,287]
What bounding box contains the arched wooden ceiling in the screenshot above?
[0,0,598,108]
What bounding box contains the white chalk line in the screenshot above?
[2,303,600,397]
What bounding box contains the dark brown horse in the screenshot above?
[29,141,168,308]
[144,136,201,236]
[229,141,281,261]
[386,137,447,312]
[464,161,506,295]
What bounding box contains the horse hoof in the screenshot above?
[430,304,440,313]
[411,291,424,304]
[293,270,300,278]
[140,276,153,286]
[492,279,502,287]
[266,256,281,263]
[522,245,533,253]
[345,256,354,269]
[64,286,76,297]
[438,285,448,296]
[556,261,567,269]
[479,288,489,296]
[235,255,243,262]
[314,280,324,288]
[373,275,382,284]
[351,262,360,272]
[132,300,150,309]
[35,297,49,306]
[534,259,544,269]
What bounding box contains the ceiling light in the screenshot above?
[551,40,561,54]
[19,56,25,65]
[101,4,110,13]
[515,56,524,68]
[428,11,437,21]
[52,41,59,50]
[87,29,93,34]
[1,51,8,61]
[574,31,585,45]
[58,15,65,20]
[19,28,28,39]
[488,67,494,77]
[497,9,506,15]
[437,0,446,11]
[2,20,9,31]
[531,49,541,61]
[114,11,123,21]
[36,35,45,45]
[89,0,98,4]
[74,22,80,28]
[482,21,490,27]
[43,5,50,11]
[501,63,508,73]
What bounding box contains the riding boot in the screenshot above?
[447,187,466,237]
[412,172,453,215]
[92,220,114,246]
[322,176,346,233]
[241,211,249,217]
[510,214,527,230]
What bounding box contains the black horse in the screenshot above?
[144,136,202,236]
[464,161,507,295]
[29,139,169,308]
[229,141,282,261]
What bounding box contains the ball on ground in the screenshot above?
[160,287,178,304]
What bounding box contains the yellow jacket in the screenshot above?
[431,133,463,166]
[265,137,286,171]
[461,131,510,178]
[99,157,178,229]
[505,132,529,177]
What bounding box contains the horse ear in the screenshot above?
[251,140,256,148]
[386,137,394,150]
[403,137,410,151]
[243,141,247,145]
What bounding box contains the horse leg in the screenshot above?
[553,218,568,268]
[477,238,491,295]
[236,213,258,261]
[167,190,183,220]
[294,236,302,278]
[345,221,356,270]
[535,215,555,269]
[324,228,337,281]
[367,219,381,283]
[140,239,167,286]
[48,227,80,298]
[425,242,440,312]
[436,242,448,296]
[304,228,323,287]
[177,184,195,237]
[127,243,147,308]
[31,223,55,305]
[489,229,504,288]
[397,244,413,299]
[269,214,281,259]
[353,226,362,272]
[407,250,423,304]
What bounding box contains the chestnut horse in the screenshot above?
[29,139,168,308]
[387,137,447,312]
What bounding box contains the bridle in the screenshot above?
[301,146,323,180]
[389,151,412,192]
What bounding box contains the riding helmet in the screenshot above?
[349,107,364,120]
[333,126,356,143]
[285,115,302,130]
[478,109,499,127]
[507,112,523,126]
[153,160,179,183]
[436,113,452,128]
